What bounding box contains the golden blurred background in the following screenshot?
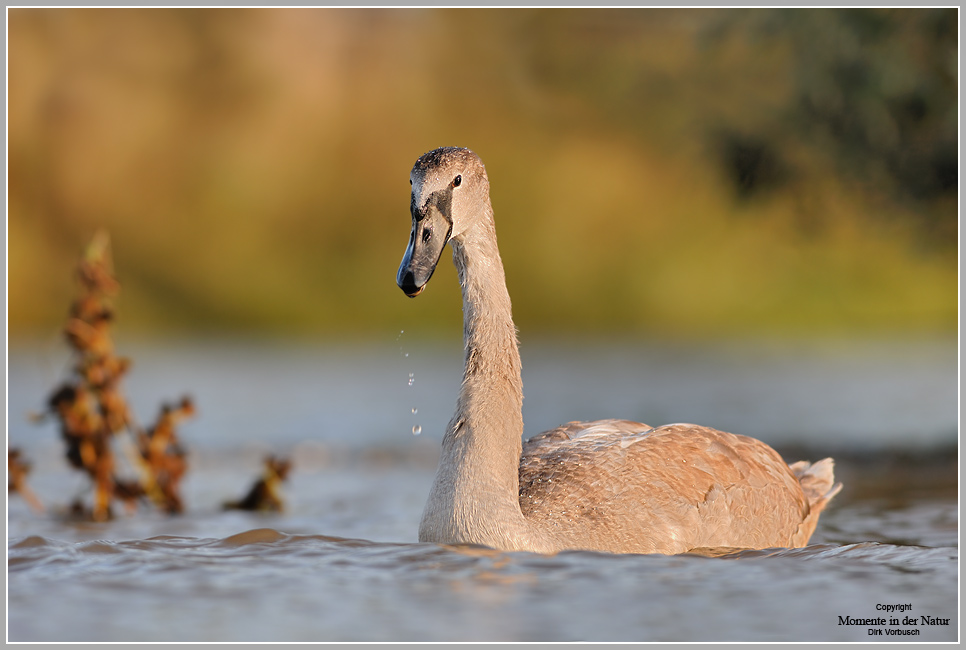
[8,8,958,340]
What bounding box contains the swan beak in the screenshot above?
[397,193,453,298]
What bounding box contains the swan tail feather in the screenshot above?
[789,457,842,512]
[788,457,842,546]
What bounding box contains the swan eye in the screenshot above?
[422,227,432,243]
[453,175,461,187]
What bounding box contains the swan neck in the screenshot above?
[451,214,523,430]
[421,204,530,548]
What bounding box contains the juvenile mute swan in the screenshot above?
[397,146,842,555]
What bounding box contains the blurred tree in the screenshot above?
[704,9,957,229]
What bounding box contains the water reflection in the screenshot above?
[8,337,957,454]
[8,510,958,642]
[6,337,958,642]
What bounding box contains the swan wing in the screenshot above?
[519,421,813,554]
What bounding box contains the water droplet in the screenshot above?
[404,352,409,358]
[411,407,418,415]
[407,372,414,387]
[412,425,422,436]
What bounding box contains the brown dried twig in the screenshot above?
[8,449,45,514]
[223,455,293,512]
[137,397,195,514]
[33,231,196,521]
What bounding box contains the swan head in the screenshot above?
[397,147,489,297]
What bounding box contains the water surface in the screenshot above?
[7,338,959,642]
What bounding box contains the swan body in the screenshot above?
[397,146,842,555]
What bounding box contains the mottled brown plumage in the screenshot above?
[397,146,842,555]
[519,420,838,553]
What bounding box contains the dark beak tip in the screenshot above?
[397,272,426,298]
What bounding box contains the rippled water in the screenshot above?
[7,338,959,642]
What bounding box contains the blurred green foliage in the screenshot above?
[7,8,958,340]
[707,9,957,208]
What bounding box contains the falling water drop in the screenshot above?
[411,407,418,415]
[407,372,414,387]
[412,425,422,436]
